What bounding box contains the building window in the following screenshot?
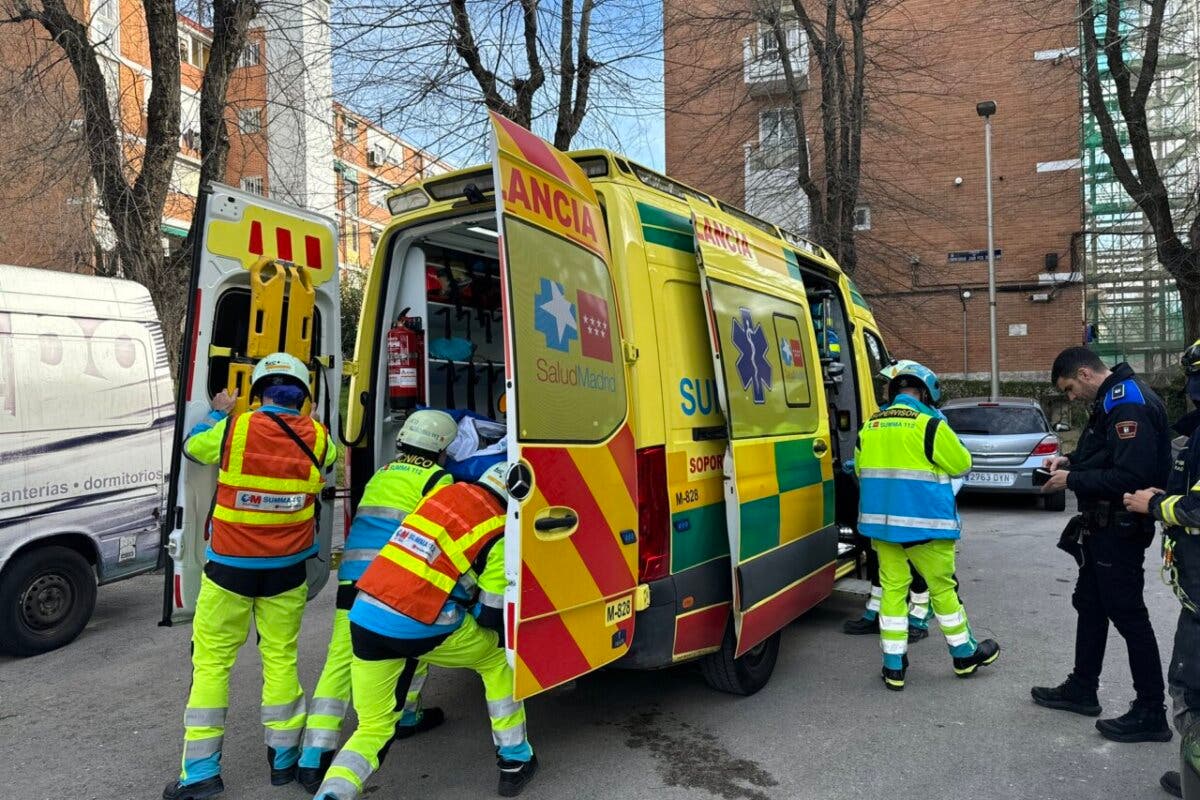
[238,107,262,134]
[240,176,265,196]
[368,178,390,208]
[759,108,797,149]
[180,34,211,69]
[854,205,871,231]
[239,41,260,68]
[91,0,119,48]
[341,171,360,218]
[179,37,191,64]
[342,116,358,143]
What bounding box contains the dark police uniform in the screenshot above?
[1065,363,1170,705]
[1148,407,1200,738]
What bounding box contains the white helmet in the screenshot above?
[250,352,310,399]
[397,409,458,454]
[477,461,510,502]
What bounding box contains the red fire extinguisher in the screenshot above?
[387,308,424,411]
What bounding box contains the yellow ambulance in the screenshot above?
[163,114,890,700]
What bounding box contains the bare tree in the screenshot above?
[1079,0,1200,339]
[331,1,659,164]
[0,0,260,372]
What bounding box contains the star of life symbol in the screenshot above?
[533,277,578,353]
[731,307,772,404]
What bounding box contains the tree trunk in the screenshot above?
[1169,246,1200,343]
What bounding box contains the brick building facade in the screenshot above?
[0,1,448,280]
[664,0,1087,379]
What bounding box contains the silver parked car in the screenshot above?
[941,397,1067,512]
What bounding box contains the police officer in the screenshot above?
[297,410,458,792]
[854,360,1000,690]
[1033,347,1171,743]
[314,463,536,800]
[1124,340,1200,795]
[165,353,338,800]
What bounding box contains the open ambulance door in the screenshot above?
[160,184,341,625]
[687,200,838,657]
[488,113,639,700]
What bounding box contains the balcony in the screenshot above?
[743,140,810,233]
[742,24,808,96]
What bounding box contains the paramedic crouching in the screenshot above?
[165,353,338,800]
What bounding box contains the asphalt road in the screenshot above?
[0,495,1185,800]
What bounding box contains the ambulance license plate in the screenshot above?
[604,596,633,626]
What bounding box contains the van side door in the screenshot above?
[687,201,837,657]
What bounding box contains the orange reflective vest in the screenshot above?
[209,411,331,560]
[356,482,506,625]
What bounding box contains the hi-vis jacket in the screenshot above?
[854,394,972,543]
[185,405,336,568]
[1150,408,1200,535]
[338,454,452,583]
[356,482,506,625]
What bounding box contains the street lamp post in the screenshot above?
[977,100,1000,401]
[960,289,972,377]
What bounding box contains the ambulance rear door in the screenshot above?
[160,184,341,624]
[489,113,639,700]
[686,200,837,657]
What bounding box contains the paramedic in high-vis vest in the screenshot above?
[164,353,338,800]
[854,361,1000,690]
[297,410,458,792]
[315,462,536,800]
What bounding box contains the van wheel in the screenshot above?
[0,546,97,657]
[1044,492,1067,512]
[700,621,780,696]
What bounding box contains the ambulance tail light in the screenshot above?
[1031,436,1060,457]
[636,445,670,583]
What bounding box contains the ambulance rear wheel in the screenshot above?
[700,622,780,696]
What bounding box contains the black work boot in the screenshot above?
[842,615,879,635]
[1031,676,1101,716]
[1096,702,1173,744]
[266,748,297,786]
[297,751,335,795]
[881,655,909,692]
[1161,770,1182,798]
[162,776,224,800]
[498,753,539,797]
[394,706,446,741]
[908,625,929,643]
[953,638,1000,678]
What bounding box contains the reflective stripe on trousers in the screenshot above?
[179,573,307,784]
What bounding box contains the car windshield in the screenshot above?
[943,406,1047,435]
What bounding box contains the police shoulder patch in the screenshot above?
[1116,420,1138,440]
[1104,378,1146,413]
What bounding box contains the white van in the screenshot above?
[0,265,173,655]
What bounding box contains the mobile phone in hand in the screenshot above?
[1032,468,1052,487]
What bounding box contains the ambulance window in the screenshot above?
[862,328,888,405]
[707,280,819,439]
[505,217,626,443]
[207,289,322,399]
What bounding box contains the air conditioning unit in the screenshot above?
[367,148,383,167]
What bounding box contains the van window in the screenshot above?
[506,218,626,443]
[0,312,153,433]
[707,279,819,438]
[207,289,322,400]
[862,328,888,405]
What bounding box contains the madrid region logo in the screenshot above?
[533,277,613,361]
[731,307,772,404]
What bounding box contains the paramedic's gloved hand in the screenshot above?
[212,389,237,414]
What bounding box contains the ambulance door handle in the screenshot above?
[812,439,829,458]
[534,507,579,539]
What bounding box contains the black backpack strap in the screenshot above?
[471,534,502,577]
[262,410,322,471]
[924,417,941,465]
[422,468,451,495]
